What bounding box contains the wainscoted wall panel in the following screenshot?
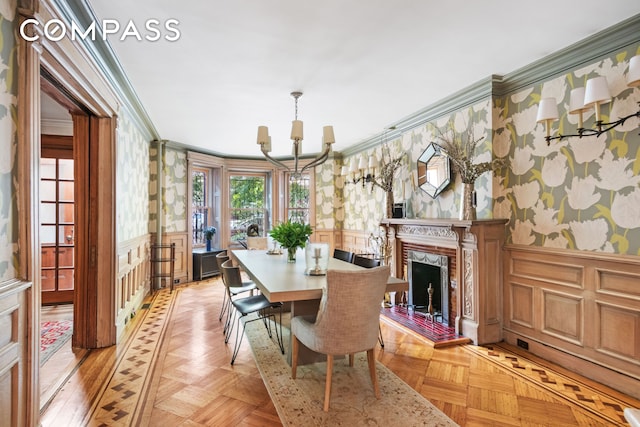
[115,235,150,340]
[510,282,534,328]
[154,232,188,284]
[541,290,583,345]
[597,303,639,361]
[504,245,640,398]
[0,8,18,281]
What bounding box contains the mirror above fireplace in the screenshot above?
[417,142,451,198]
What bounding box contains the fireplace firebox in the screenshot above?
[407,250,449,325]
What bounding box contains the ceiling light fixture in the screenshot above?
[536,55,640,145]
[257,91,335,178]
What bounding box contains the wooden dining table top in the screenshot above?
[231,248,408,303]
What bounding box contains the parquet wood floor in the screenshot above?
[40,277,640,426]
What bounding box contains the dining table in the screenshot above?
[231,248,408,364]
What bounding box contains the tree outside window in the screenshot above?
[287,173,310,224]
[229,174,268,242]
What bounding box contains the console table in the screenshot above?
[192,248,224,281]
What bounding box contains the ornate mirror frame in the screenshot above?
[417,142,451,198]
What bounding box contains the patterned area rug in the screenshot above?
[246,318,459,426]
[380,306,470,347]
[40,319,73,365]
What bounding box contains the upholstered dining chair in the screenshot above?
[216,253,256,336]
[291,266,390,411]
[333,248,355,263]
[221,259,284,364]
[352,254,385,347]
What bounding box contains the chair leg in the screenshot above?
[367,349,380,399]
[218,287,228,321]
[230,314,246,365]
[378,324,385,348]
[291,335,299,379]
[324,354,333,412]
[225,308,236,344]
[348,354,354,367]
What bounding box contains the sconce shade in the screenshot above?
[291,120,304,141]
[628,55,640,87]
[569,87,587,114]
[583,76,611,107]
[257,126,269,144]
[265,136,272,153]
[357,156,367,170]
[341,165,349,175]
[368,154,377,169]
[322,126,335,144]
[349,158,358,173]
[536,98,559,122]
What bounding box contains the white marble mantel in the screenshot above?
[381,218,508,345]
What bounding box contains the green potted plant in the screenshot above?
[269,221,313,262]
[204,226,216,251]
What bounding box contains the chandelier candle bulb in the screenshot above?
[257,126,269,144]
[322,126,335,144]
[291,120,303,141]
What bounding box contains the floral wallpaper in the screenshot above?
[341,101,495,234]
[315,159,343,230]
[497,46,640,254]
[149,144,187,233]
[116,111,150,242]
[0,4,17,281]
[341,45,640,256]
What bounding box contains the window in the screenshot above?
[192,167,212,246]
[286,173,310,223]
[229,173,269,242]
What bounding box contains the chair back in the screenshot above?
[221,259,243,288]
[333,248,355,263]
[353,254,381,268]
[313,266,390,354]
[216,252,229,282]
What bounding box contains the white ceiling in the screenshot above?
[82,1,639,157]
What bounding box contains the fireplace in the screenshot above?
[407,250,449,325]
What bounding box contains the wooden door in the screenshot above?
[41,137,74,305]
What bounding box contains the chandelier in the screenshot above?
[536,55,640,145]
[257,91,335,178]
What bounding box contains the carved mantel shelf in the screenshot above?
[381,217,508,345]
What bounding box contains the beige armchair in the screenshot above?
[291,266,390,411]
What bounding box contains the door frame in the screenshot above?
[18,0,120,420]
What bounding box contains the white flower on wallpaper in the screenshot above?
[494,198,512,220]
[512,181,540,210]
[611,188,640,229]
[610,90,640,131]
[493,127,512,159]
[0,0,15,20]
[595,150,640,191]
[543,234,569,248]
[0,81,16,175]
[510,146,534,175]
[569,134,606,164]
[540,76,567,103]
[601,57,629,97]
[531,200,568,235]
[531,125,568,158]
[511,219,535,245]
[570,218,609,250]
[165,150,176,166]
[173,162,185,179]
[565,176,601,210]
[510,87,533,104]
[511,105,538,137]
[541,152,568,188]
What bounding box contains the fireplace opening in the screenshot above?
[407,250,449,325]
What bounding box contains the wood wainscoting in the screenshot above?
[151,232,189,284]
[503,244,640,400]
[116,235,151,341]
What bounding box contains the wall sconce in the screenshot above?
[536,55,640,145]
[342,154,378,187]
